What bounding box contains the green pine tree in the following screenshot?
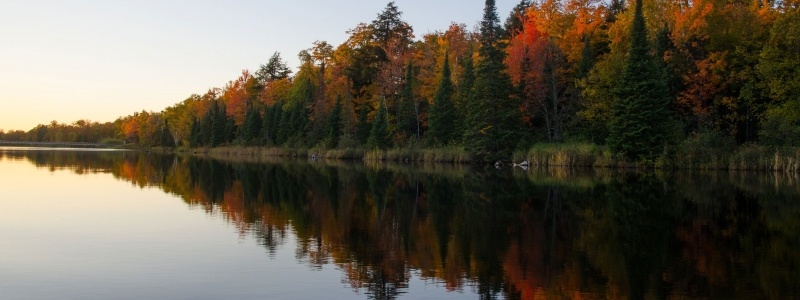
[607,0,672,161]
[327,96,343,147]
[464,0,518,161]
[367,99,390,149]
[428,54,457,145]
[199,107,213,146]
[577,36,593,80]
[158,120,174,148]
[263,104,283,145]
[210,101,227,147]
[397,61,417,140]
[456,48,475,138]
[189,117,199,148]
[241,105,262,144]
[356,105,371,145]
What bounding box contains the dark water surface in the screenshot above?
[0,147,798,299]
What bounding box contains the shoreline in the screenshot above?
[0,140,133,149]
[168,143,800,172]
[5,141,799,173]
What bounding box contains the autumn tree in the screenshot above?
[757,6,800,146]
[671,0,774,142]
[222,70,260,127]
[342,23,385,108]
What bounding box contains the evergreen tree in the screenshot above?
[327,96,343,147]
[158,120,174,147]
[289,102,308,142]
[256,52,292,84]
[456,48,475,137]
[464,0,518,161]
[371,1,413,48]
[368,99,390,149]
[262,104,282,145]
[189,117,199,148]
[577,36,593,80]
[397,61,417,139]
[356,105,371,145]
[210,101,227,147]
[504,0,532,38]
[607,0,672,161]
[274,104,290,145]
[241,105,262,144]
[199,104,216,147]
[428,54,457,145]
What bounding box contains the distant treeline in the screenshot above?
[4,0,800,162]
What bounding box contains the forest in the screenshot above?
[3,0,799,163]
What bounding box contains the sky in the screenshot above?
[0,0,516,131]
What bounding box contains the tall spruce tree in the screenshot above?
[327,96,343,147]
[199,106,214,146]
[577,36,593,80]
[456,48,475,138]
[263,104,283,145]
[189,117,200,148]
[158,120,174,147]
[368,99,390,149]
[397,61,417,139]
[504,0,532,38]
[241,105,262,144]
[607,0,671,161]
[356,105,371,145]
[210,102,228,147]
[428,54,457,145]
[464,0,518,161]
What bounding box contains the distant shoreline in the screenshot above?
[0,141,131,149]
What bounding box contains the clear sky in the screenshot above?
[0,0,515,131]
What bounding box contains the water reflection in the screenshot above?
[5,148,799,299]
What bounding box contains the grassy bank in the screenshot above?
[170,142,800,172]
[512,142,800,172]
[182,145,472,163]
[513,143,624,168]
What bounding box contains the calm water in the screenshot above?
[0,147,798,299]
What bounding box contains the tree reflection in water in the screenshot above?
[11,149,800,299]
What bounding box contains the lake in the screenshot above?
[0,147,798,299]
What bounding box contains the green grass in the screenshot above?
[513,143,623,168]
[179,141,800,172]
[363,146,472,163]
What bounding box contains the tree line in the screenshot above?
[4,0,799,161]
